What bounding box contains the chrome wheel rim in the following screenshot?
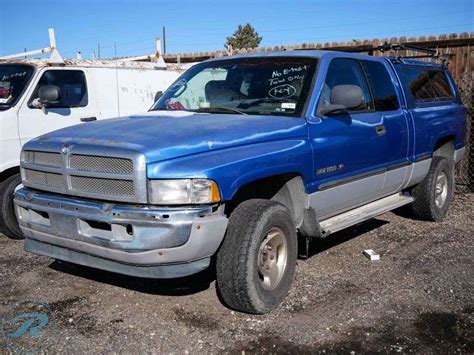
[435,172,448,208]
[258,227,288,290]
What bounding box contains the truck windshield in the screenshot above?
[0,64,34,111]
[151,57,317,117]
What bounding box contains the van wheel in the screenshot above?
[410,157,454,221]
[0,174,24,239]
[216,199,297,314]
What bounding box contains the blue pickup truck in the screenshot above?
[14,50,466,314]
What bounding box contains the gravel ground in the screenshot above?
[1,193,473,354]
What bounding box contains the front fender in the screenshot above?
[147,139,313,201]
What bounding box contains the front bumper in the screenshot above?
[15,188,228,278]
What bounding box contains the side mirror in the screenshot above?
[154,91,163,102]
[318,84,363,116]
[38,85,61,106]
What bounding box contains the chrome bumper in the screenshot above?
[14,188,228,278]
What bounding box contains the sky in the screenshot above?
[1,0,473,60]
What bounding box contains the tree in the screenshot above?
[225,23,262,50]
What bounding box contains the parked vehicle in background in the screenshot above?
[14,49,466,313]
[0,58,184,239]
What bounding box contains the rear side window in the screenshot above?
[29,70,88,108]
[429,70,453,98]
[400,66,453,102]
[361,60,399,111]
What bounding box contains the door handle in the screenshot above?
[81,116,97,122]
[375,125,386,135]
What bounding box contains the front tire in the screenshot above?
[0,174,24,239]
[216,199,297,314]
[410,157,454,221]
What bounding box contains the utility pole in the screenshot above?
[162,26,166,54]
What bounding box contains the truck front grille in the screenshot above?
[23,151,62,168]
[70,176,135,196]
[21,146,146,203]
[69,154,133,174]
[24,169,64,188]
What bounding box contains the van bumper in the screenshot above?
[14,188,228,278]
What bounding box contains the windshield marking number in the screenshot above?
[269,84,296,99]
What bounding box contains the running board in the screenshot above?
[319,193,414,236]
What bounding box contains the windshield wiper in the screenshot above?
[193,106,247,115]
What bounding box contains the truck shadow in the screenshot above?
[49,259,216,297]
[303,218,389,258]
[49,217,388,297]
[390,204,418,220]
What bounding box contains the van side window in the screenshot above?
[29,70,88,108]
[400,66,453,102]
[361,60,399,111]
[319,58,373,113]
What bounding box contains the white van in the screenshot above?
[0,58,184,238]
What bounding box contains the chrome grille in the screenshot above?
[20,146,146,203]
[24,169,64,188]
[23,151,62,168]
[69,154,133,174]
[70,176,135,196]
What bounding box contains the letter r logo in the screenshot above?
[7,313,49,338]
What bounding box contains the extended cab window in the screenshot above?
[29,70,88,108]
[319,58,373,113]
[400,65,453,102]
[361,60,399,111]
[151,57,317,117]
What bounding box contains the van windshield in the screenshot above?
[0,64,34,111]
[151,57,317,117]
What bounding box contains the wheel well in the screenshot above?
[0,166,20,183]
[225,173,307,227]
[433,136,455,161]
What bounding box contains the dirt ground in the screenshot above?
[1,193,473,354]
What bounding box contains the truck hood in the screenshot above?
[34,111,308,163]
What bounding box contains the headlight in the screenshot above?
[148,179,221,205]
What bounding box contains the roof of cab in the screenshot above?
[202,49,394,65]
[203,49,447,68]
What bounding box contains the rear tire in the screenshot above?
[0,174,24,239]
[216,199,297,314]
[410,157,454,221]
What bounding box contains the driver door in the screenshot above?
[18,68,96,144]
[308,58,387,219]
